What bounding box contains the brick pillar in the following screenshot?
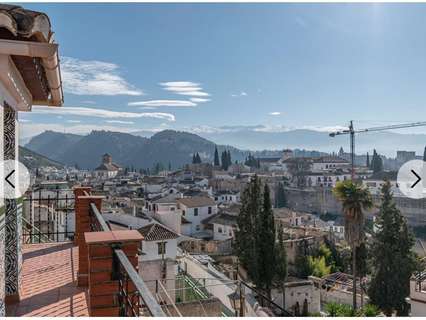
[85,230,142,317]
[73,187,91,246]
[74,188,104,287]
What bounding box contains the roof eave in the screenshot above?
[0,38,63,107]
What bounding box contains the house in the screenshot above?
[138,223,179,301]
[177,196,217,237]
[93,154,121,179]
[145,193,182,234]
[213,190,240,204]
[204,212,237,241]
[408,271,426,316]
[271,278,320,315]
[274,207,310,227]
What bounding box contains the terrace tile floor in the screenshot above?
[7,242,89,317]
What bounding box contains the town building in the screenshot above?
[177,196,217,237]
[93,153,121,179]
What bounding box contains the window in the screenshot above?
[218,226,223,233]
[194,208,199,216]
[208,207,212,214]
[196,225,200,231]
[157,242,166,255]
[182,210,186,216]
[170,207,175,211]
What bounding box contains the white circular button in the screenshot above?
[397,160,426,199]
[0,160,31,199]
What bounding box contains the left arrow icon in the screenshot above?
[5,169,15,188]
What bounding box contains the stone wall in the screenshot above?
[286,187,426,226]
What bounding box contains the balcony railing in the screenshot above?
[22,189,74,243]
[88,198,166,317]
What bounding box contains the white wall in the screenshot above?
[180,204,217,236]
[213,223,234,241]
[141,239,178,262]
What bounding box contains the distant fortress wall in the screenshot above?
[285,187,426,226]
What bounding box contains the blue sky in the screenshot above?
[19,3,426,139]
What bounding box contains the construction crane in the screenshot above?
[329,120,426,179]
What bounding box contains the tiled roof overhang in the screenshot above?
[0,4,63,109]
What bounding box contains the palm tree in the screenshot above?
[333,180,373,310]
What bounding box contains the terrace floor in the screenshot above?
[6,242,89,317]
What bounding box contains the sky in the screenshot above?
[18,3,426,140]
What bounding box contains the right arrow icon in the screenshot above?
[411,169,421,188]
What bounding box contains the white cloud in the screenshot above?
[67,120,81,123]
[160,81,210,98]
[31,106,175,122]
[81,100,96,104]
[160,81,199,87]
[268,112,281,116]
[128,100,196,107]
[105,120,135,124]
[176,91,210,97]
[190,98,210,103]
[231,91,248,97]
[61,57,143,96]
[19,119,31,123]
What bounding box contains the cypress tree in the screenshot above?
[275,182,287,208]
[214,146,220,166]
[371,149,383,174]
[368,181,417,316]
[366,152,370,168]
[235,175,262,284]
[256,184,276,297]
[274,225,288,308]
[192,153,196,164]
[423,146,426,162]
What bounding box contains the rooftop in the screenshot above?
[7,242,89,317]
[177,196,215,208]
[138,223,179,241]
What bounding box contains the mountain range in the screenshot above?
[24,128,426,170]
[25,130,256,170]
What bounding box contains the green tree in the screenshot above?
[370,149,383,174]
[308,256,331,277]
[368,180,417,316]
[274,225,288,309]
[256,184,276,297]
[214,145,220,166]
[333,180,373,310]
[275,182,287,208]
[366,152,370,168]
[235,175,262,285]
[221,150,231,170]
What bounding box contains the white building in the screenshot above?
[93,153,121,179]
[213,191,240,204]
[204,212,237,241]
[138,223,179,301]
[408,272,426,316]
[177,196,217,237]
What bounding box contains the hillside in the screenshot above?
[25,130,254,170]
[19,146,64,170]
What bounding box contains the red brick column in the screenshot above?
[85,230,143,317]
[74,187,104,287]
[73,187,91,245]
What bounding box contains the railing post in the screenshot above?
[84,230,142,317]
[73,187,101,287]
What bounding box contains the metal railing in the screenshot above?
[22,189,74,243]
[88,202,166,317]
